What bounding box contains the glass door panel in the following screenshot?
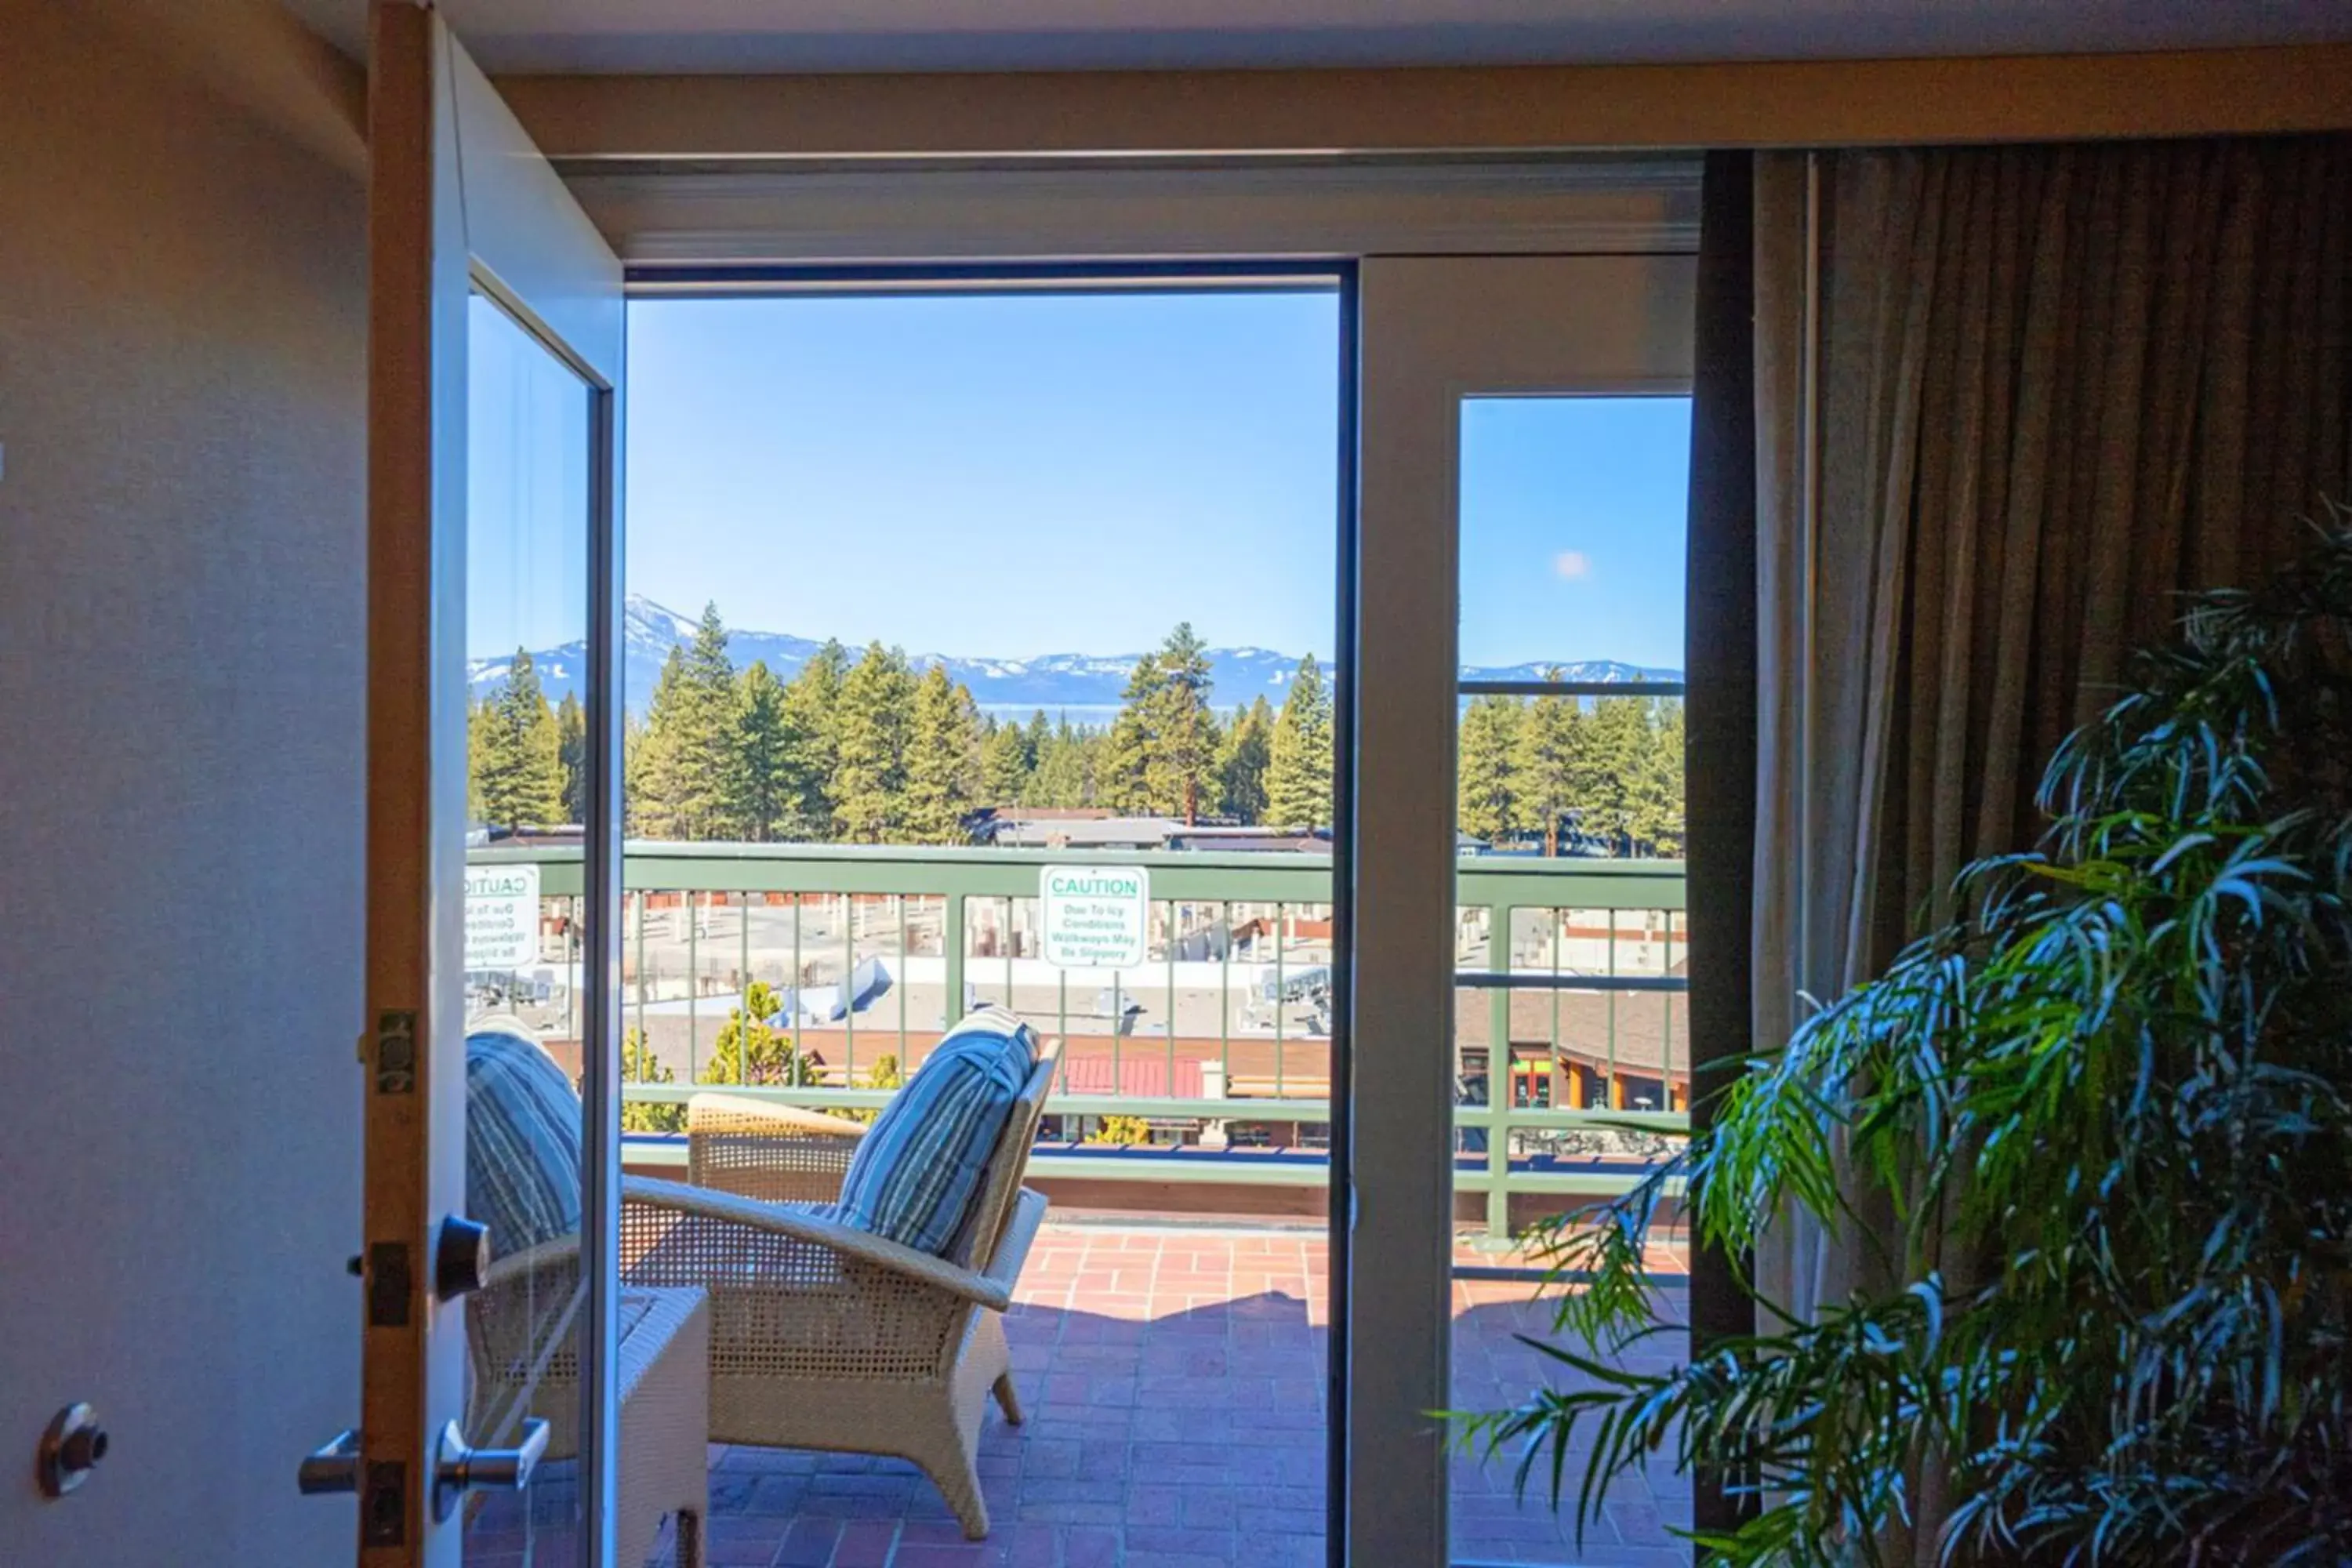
[461,291,594,1566]
[1450,395,1693,1565]
[1349,255,1693,1566]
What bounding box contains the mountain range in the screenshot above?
[468,594,1682,719]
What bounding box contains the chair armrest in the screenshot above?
[982,1187,1049,1296]
[483,1234,581,1292]
[620,1175,1011,1312]
[688,1093,868,1139]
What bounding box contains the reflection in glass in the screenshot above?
[460,292,593,1567]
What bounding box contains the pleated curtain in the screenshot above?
[1746,132,2352,1560]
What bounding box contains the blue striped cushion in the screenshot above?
[465,1025,582,1257]
[836,1009,1036,1256]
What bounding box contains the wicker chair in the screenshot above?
[622,1040,1058,1540]
[684,1092,867,1204]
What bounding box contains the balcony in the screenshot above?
[467,843,1692,1564]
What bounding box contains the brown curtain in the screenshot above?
[1751,133,2352,1559]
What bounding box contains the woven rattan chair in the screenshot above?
[622,1040,1058,1540]
[684,1093,866,1204]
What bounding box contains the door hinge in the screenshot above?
[373,1010,418,1095]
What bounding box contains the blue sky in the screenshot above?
[470,291,1689,670]
[467,292,590,659]
[1458,395,1689,670]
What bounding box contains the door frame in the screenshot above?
[630,256,1365,1556]
[603,172,1698,1567]
[363,5,625,1562]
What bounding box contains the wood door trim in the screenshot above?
[362,4,463,1559]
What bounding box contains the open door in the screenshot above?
[302,6,626,1564]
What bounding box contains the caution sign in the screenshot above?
[1039,866,1150,970]
[465,862,541,970]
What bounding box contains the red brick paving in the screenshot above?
[470,1225,1690,1567]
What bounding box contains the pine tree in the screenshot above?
[780,640,849,840]
[1217,696,1276,824]
[1458,694,1526,846]
[1578,696,1653,851]
[555,691,588,825]
[832,643,915,842]
[728,661,805,843]
[700,981,821,1087]
[619,1028,684,1133]
[1264,654,1334,829]
[474,648,564,830]
[633,604,739,840]
[1143,623,1216,823]
[629,647,688,834]
[982,713,1036,805]
[1029,715,1094,808]
[1626,699,1686,856]
[1512,670,1586,855]
[467,695,492,823]
[1100,654,1163,814]
[903,663,985,844]
[621,710,646,835]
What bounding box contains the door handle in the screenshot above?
[298,1428,361,1495]
[433,1416,550,1521]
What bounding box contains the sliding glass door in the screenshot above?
[1350,256,1697,1564]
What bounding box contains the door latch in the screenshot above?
[433,1417,550,1521]
[297,1428,360,1495]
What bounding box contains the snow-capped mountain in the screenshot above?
[467,595,1680,718]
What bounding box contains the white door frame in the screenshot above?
[1349,255,1694,1563]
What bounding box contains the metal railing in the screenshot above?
[473,841,1688,1241]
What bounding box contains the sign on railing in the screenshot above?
[464,862,540,969]
[1039,865,1151,968]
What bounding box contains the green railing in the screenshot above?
[473,841,1688,1241]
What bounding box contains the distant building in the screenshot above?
[975,811,1330,852]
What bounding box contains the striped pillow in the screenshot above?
[837,1008,1037,1257]
[465,1025,582,1258]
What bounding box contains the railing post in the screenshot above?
[687,888,699,1080]
[1485,902,1515,1247]
[945,892,966,1030]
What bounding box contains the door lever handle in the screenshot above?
[433,1417,550,1520]
[298,1429,361,1495]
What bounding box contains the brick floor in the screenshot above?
[470,1225,1690,1567]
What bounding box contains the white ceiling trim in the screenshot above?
[569,156,1703,266]
[280,0,2351,74]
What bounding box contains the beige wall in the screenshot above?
[503,42,2352,161]
[0,3,366,1561]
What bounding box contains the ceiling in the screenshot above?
[280,0,2351,74]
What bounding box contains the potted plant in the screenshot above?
[1463,517,2352,1564]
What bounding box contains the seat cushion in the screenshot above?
[466,1025,582,1258]
[835,1008,1037,1257]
